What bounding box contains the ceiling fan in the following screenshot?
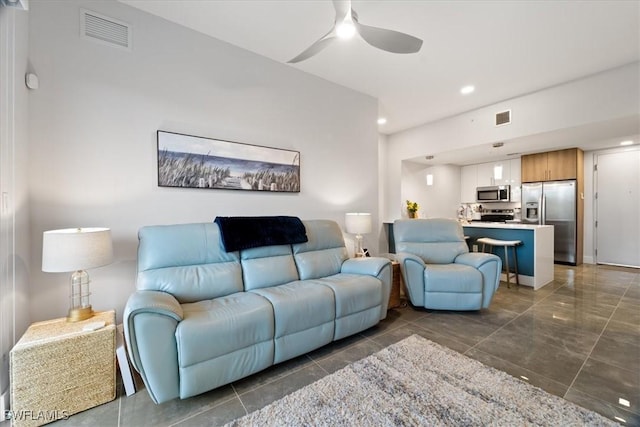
[288,0,423,63]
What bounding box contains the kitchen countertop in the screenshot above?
[383,220,553,231]
[462,222,553,230]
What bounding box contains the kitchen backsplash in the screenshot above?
[458,201,522,221]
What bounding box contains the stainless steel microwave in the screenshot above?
[476,185,510,202]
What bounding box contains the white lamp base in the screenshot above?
[354,234,365,258]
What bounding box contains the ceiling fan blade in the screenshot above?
[332,0,352,22]
[354,22,423,54]
[288,29,336,63]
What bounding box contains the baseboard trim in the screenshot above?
[1,389,8,420]
[499,273,533,287]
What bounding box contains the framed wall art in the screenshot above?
[157,131,300,193]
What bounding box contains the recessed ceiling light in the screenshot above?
[460,85,475,95]
[620,140,634,146]
[377,117,387,125]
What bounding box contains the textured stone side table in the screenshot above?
[9,310,116,427]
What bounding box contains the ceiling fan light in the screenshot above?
[288,2,422,62]
[336,21,356,39]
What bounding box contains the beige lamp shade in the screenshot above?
[42,228,113,272]
[345,213,372,235]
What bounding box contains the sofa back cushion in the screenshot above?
[394,218,469,264]
[137,223,242,303]
[241,245,299,290]
[292,220,348,280]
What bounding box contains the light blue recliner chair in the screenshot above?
[394,218,501,310]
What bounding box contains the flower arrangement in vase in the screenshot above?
[406,200,419,218]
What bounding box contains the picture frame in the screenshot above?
[157,130,300,193]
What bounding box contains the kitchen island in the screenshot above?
[462,222,554,289]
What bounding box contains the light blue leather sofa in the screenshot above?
[124,220,391,404]
[394,218,501,311]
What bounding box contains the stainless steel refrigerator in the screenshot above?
[522,180,577,264]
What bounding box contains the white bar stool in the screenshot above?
[476,237,522,288]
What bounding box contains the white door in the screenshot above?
[595,149,640,268]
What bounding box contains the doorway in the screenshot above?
[594,148,640,268]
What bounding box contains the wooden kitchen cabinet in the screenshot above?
[521,148,582,182]
[547,148,578,180]
[521,152,548,182]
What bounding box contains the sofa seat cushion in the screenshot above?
[424,264,483,293]
[176,292,274,368]
[316,274,382,317]
[316,274,383,339]
[251,281,335,337]
[251,280,335,363]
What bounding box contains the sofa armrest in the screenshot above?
[123,290,183,404]
[342,257,392,319]
[341,257,389,276]
[454,252,502,308]
[125,289,184,321]
[396,252,426,307]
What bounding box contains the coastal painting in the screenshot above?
[157,131,300,192]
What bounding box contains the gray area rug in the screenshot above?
[226,334,616,426]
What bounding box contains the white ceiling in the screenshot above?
[121,0,639,158]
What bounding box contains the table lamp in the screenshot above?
[42,227,113,322]
[345,213,372,257]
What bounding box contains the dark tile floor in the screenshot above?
[48,264,640,426]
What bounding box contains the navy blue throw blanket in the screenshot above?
[214,216,308,252]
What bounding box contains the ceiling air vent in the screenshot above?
[81,9,132,51]
[495,110,511,126]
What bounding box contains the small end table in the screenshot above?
[10,310,116,427]
[389,261,404,309]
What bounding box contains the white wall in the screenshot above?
[377,133,388,253]
[401,162,461,219]
[384,63,640,221]
[583,151,595,264]
[27,0,379,323]
[0,5,30,410]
